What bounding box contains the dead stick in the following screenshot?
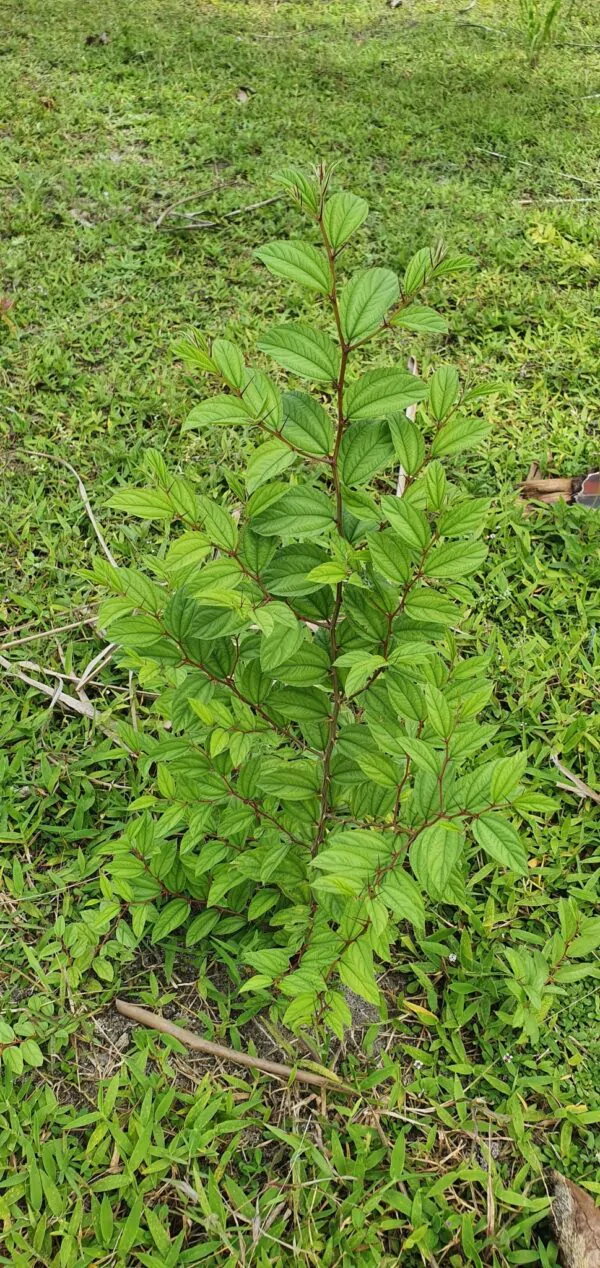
[18,449,117,567]
[0,616,97,654]
[0,654,96,719]
[154,179,239,230]
[551,754,600,805]
[115,999,351,1091]
[159,194,282,232]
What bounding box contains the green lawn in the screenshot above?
[1,0,600,1263]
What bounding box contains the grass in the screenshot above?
[1,0,600,1262]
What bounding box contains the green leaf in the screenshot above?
[390,1131,407,1180]
[424,540,487,580]
[151,899,191,943]
[570,918,600,958]
[337,722,378,763]
[394,736,441,776]
[188,559,242,596]
[554,964,600,984]
[339,939,381,1006]
[197,494,238,550]
[247,481,287,519]
[388,417,426,475]
[260,621,305,671]
[245,947,291,977]
[258,323,340,382]
[354,749,401,788]
[264,543,331,596]
[438,497,490,537]
[387,671,426,722]
[109,613,168,648]
[253,599,299,636]
[245,440,295,494]
[163,476,202,525]
[182,394,253,432]
[211,338,246,389]
[339,267,399,343]
[410,823,464,901]
[93,957,114,982]
[424,684,453,738]
[252,485,334,537]
[3,1044,23,1074]
[367,528,411,584]
[350,782,396,821]
[341,486,381,524]
[119,1197,144,1256]
[99,1195,114,1246]
[339,420,394,486]
[173,329,216,374]
[283,992,319,1031]
[146,1208,171,1256]
[185,910,220,946]
[325,990,353,1038]
[259,758,321,800]
[335,650,387,695]
[317,828,393,878]
[429,366,460,421]
[256,240,331,293]
[403,247,435,295]
[307,561,346,584]
[164,532,211,582]
[379,867,425,929]
[490,754,527,803]
[392,303,448,333]
[404,588,457,625]
[0,1020,16,1043]
[380,497,431,552]
[433,251,472,278]
[323,190,369,250]
[472,814,528,874]
[109,488,174,519]
[275,642,330,685]
[241,368,283,427]
[270,685,330,720]
[425,460,447,511]
[282,392,333,455]
[344,369,426,420]
[273,166,320,213]
[432,414,490,458]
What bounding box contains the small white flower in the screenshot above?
[448,953,457,963]
[503,1052,512,1062]
[414,1059,423,1069]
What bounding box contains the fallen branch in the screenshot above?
[115,999,351,1091]
[76,641,116,691]
[18,449,117,567]
[0,654,96,719]
[156,183,282,233]
[551,755,600,806]
[0,615,97,654]
[474,146,599,190]
[154,179,240,229]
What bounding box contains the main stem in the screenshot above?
[311,205,349,856]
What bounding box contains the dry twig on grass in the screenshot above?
[156,182,282,232]
[18,448,117,566]
[115,999,352,1091]
[551,755,600,806]
[0,654,97,720]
